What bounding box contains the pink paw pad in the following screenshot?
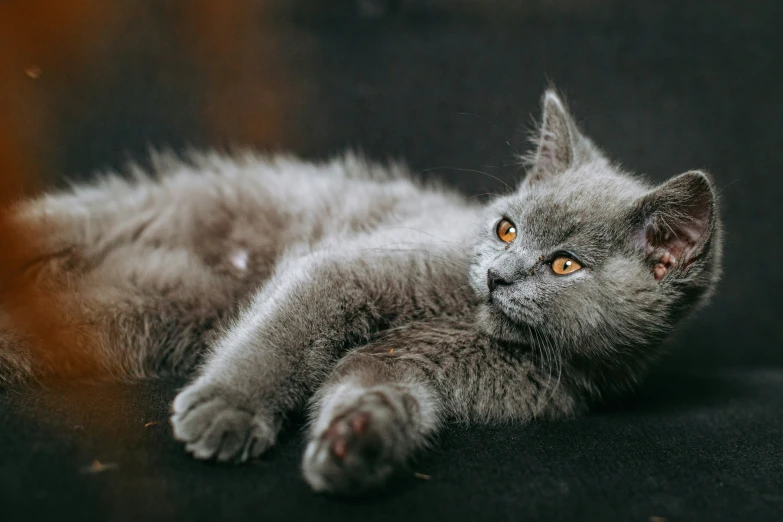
[324,411,371,461]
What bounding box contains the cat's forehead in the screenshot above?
[503,167,646,246]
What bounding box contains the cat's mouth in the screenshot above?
[487,286,545,331]
[487,289,526,324]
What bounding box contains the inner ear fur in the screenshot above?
[633,170,717,279]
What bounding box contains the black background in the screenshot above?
[1,1,782,520]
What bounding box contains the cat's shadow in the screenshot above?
[592,367,752,415]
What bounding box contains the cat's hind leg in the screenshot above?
[0,289,220,387]
[0,244,243,387]
[0,317,35,388]
[0,167,267,387]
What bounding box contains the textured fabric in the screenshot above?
[2,1,782,520]
[2,371,782,521]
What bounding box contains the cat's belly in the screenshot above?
[19,152,479,312]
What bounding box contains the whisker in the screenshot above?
[420,166,513,192]
[540,338,563,415]
[354,246,472,271]
[453,111,524,158]
[373,227,472,256]
[505,140,523,157]
[356,241,469,261]
[482,163,516,179]
[456,112,503,131]
[466,192,503,201]
[530,327,552,412]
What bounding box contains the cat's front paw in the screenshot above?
[302,391,406,494]
[170,382,278,463]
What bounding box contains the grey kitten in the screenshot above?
[0,90,721,495]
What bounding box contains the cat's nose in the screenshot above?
[487,269,512,293]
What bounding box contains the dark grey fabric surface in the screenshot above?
[2,370,782,521]
[1,1,782,520]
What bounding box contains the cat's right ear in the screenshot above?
[631,170,719,280]
[527,90,594,182]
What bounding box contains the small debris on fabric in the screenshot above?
[81,460,118,474]
[24,66,41,79]
[144,421,158,428]
[413,472,431,480]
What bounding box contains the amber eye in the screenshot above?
[551,256,583,275]
[496,219,517,243]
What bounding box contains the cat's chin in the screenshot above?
[477,302,533,345]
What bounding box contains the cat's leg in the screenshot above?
[1,169,276,386]
[0,284,231,387]
[0,220,248,386]
[300,319,587,494]
[170,242,471,462]
[301,348,442,494]
[0,313,36,387]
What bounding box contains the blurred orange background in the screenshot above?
[0,0,290,376]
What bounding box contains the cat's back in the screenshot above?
[20,151,478,281]
[173,150,479,250]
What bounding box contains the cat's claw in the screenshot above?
[170,382,277,463]
[302,392,403,494]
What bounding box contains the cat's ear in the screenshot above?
[528,90,591,181]
[632,170,718,279]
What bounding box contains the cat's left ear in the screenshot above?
[528,90,596,182]
[632,170,718,279]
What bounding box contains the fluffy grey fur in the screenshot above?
[0,90,722,495]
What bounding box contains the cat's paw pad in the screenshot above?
[170,382,276,463]
[302,392,403,494]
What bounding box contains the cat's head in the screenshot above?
[469,90,722,390]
